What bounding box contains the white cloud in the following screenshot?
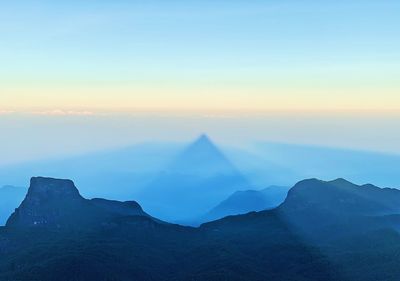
[30,109,94,116]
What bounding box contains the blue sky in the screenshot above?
[1,0,399,111]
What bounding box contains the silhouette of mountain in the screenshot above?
[3,140,400,204]
[273,178,400,243]
[137,135,251,222]
[0,176,334,281]
[201,185,289,222]
[200,178,400,279]
[200,178,400,241]
[0,185,27,226]
[2,177,400,280]
[7,177,152,229]
[280,178,400,216]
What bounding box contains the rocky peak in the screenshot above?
[6,177,153,229]
[26,177,83,201]
[6,177,86,228]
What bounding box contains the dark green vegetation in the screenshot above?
[1,177,400,280]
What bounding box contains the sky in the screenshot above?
[1,0,399,112]
[0,1,400,164]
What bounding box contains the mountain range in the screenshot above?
[2,135,400,200]
[1,135,400,226]
[2,176,400,280]
[0,135,254,223]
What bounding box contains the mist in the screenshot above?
[1,111,400,167]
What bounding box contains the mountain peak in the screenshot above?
[28,177,82,200]
[6,177,152,229]
[328,178,354,186]
[279,178,400,216]
[6,177,86,228]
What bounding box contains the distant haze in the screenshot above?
[1,111,400,166]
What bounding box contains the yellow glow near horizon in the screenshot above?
[2,61,399,114]
[1,1,399,116]
[1,84,400,114]
[0,92,400,112]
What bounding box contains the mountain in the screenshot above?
[2,177,400,280]
[201,185,290,222]
[280,178,400,216]
[2,139,400,205]
[0,185,26,225]
[6,177,152,229]
[137,135,251,222]
[200,178,400,279]
[274,178,400,243]
[0,176,335,281]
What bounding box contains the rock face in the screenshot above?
[27,177,82,200]
[6,177,86,228]
[6,177,150,229]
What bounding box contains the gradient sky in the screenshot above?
[1,0,399,112]
[1,1,400,165]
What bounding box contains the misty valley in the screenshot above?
[1,136,400,281]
